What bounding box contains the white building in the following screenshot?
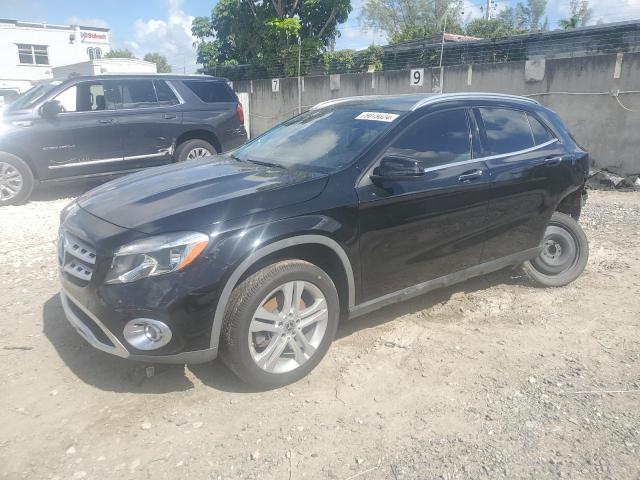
[52,58,157,79]
[0,18,111,103]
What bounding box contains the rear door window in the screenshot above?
[117,79,158,109]
[183,80,235,103]
[386,108,471,168]
[478,107,534,155]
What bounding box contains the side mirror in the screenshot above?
[41,100,64,118]
[370,155,425,183]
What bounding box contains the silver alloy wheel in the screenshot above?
[248,281,328,374]
[186,147,211,160]
[0,162,23,202]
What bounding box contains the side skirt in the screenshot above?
[349,247,541,319]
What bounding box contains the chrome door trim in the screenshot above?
[417,138,560,175]
[359,138,559,179]
[48,152,167,169]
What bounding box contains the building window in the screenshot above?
[87,47,102,60]
[17,44,49,65]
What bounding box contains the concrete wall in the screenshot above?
[233,52,640,176]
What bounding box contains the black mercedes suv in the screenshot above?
[0,74,246,205]
[58,93,589,388]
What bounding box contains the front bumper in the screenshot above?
[60,289,216,364]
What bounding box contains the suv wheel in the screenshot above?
[0,154,34,206]
[175,139,216,162]
[220,260,340,389]
[521,212,589,287]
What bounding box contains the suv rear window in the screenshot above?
[183,80,235,103]
[478,107,534,155]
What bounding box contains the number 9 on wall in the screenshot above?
[410,69,424,87]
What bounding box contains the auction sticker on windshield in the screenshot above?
[355,112,400,122]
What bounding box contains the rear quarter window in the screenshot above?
[527,114,555,145]
[183,80,235,103]
[154,80,179,106]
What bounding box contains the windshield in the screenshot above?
[4,82,62,113]
[233,106,403,172]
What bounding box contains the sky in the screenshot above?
[2,0,640,73]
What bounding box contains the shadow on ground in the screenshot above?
[43,268,526,394]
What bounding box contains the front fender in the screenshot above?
[205,214,358,353]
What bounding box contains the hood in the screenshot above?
[77,156,329,235]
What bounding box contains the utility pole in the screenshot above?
[297,36,302,115]
[485,0,492,19]
[439,13,447,69]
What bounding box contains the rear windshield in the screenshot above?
[183,80,235,103]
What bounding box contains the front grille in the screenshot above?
[59,230,97,284]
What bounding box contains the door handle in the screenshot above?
[163,113,177,119]
[97,118,114,124]
[458,169,483,182]
[545,156,562,166]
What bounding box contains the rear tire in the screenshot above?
[175,139,216,162]
[220,260,340,389]
[521,212,589,287]
[0,153,34,206]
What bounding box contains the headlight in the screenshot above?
[106,232,209,284]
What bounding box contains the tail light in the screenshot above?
[236,102,245,125]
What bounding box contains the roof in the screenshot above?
[0,18,109,32]
[311,93,540,112]
[60,74,227,82]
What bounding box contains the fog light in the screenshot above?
[123,319,172,350]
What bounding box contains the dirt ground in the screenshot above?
[1,184,639,480]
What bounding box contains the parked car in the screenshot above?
[58,93,589,388]
[0,74,247,205]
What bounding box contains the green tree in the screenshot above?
[509,0,549,32]
[192,0,352,78]
[354,45,384,71]
[360,0,464,43]
[143,53,172,73]
[559,0,592,29]
[104,48,136,59]
[465,18,522,38]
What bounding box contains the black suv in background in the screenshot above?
[0,74,247,205]
[58,93,590,388]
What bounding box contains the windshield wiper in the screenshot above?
[231,154,285,169]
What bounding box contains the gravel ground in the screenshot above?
[1,185,639,480]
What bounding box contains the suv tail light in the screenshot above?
[236,102,245,125]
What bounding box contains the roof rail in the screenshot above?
[310,95,389,110]
[411,92,540,110]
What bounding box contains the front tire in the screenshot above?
[220,260,340,389]
[175,139,216,163]
[521,212,589,287]
[0,153,34,206]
